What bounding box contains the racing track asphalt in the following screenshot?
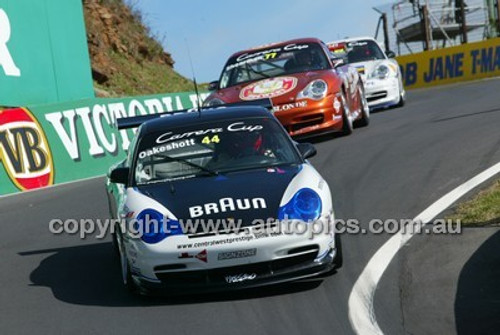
[1,78,500,335]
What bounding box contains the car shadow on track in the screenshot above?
[294,106,403,145]
[19,242,325,307]
[433,107,500,123]
[455,229,500,335]
[296,132,343,145]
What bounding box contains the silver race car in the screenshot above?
[106,104,342,295]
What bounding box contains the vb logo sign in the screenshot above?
[0,8,20,77]
[0,108,54,190]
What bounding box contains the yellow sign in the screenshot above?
[396,38,500,89]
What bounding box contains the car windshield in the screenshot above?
[219,42,330,89]
[134,118,301,184]
[345,40,386,63]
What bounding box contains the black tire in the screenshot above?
[333,233,343,269]
[116,230,139,293]
[396,77,406,108]
[396,92,406,107]
[354,86,370,128]
[112,223,121,259]
[340,92,353,135]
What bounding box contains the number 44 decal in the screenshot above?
[201,135,220,144]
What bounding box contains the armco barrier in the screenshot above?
[396,37,500,89]
[0,91,208,196]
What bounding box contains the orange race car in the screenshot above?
[203,38,369,138]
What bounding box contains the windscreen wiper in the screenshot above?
[159,154,219,176]
[245,63,270,78]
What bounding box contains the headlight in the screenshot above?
[278,188,322,222]
[297,79,328,100]
[371,65,390,80]
[203,98,225,107]
[135,209,182,244]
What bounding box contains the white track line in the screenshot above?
[348,161,500,335]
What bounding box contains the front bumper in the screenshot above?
[124,219,337,294]
[135,247,337,295]
[364,77,401,109]
[272,94,344,138]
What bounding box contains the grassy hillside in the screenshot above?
[83,0,194,97]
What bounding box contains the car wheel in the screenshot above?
[396,78,406,107]
[354,86,370,128]
[333,233,343,269]
[397,92,406,107]
[116,229,139,293]
[340,92,353,135]
[112,224,121,258]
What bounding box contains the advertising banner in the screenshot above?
[0,92,209,196]
[397,37,500,89]
[0,0,94,106]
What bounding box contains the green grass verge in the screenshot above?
[99,51,194,96]
[447,179,500,226]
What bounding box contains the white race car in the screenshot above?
[328,37,406,110]
[106,104,342,295]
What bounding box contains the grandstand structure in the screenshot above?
[374,0,500,54]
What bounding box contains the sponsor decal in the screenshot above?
[189,197,267,218]
[176,229,283,250]
[139,139,196,159]
[225,273,257,284]
[0,108,54,190]
[218,248,257,261]
[328,42,347,54]
[156,122,263,144]
[347,41,368,48]
[157,127,222,144]
[178,249,208,263]
[273,100,308,113]
[0,9,21,77]
[240,77,298,101]
[233,43,310,66]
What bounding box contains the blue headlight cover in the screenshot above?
[278,188,322,222]
[135,209,182,244]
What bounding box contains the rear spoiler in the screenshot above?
[116,98,273,130]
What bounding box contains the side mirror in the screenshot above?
[208,80,219,91]
[297,143,317,159]
[386,50,396,58]
[110,167,130,185]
